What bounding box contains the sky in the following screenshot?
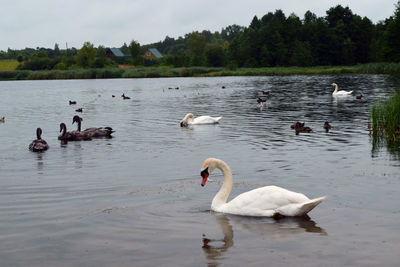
[0,0,398,51]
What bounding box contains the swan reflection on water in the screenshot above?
[35,152,44,173]
[202,213,326,265]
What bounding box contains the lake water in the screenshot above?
[0,75,400,266]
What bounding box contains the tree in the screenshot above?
[250,16,261,30]
[54,43,60,57]
[129,40,141,65]
[382,1,400,61]
[129,40,141,58]
[326,5,353,28]
[93,45,106,68]
[205,44,225,66]
[289,41,314,66]
[341,38,356,65]
[187,33,206,65]
[187,33,206,56]
[17,54,24,62]
[76,41,96,68]
[221,25,245,42]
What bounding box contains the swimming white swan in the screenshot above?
[200,158,325,217]
[331,83,353,96]
[180,113,222,127]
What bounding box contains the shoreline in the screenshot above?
[1,63,400,81]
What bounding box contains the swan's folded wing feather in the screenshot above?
[192,116,222,124]
[221,186,311,216]
[275,196,326,216]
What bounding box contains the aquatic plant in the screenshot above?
[370,92,400,158]
[370,92,400,140]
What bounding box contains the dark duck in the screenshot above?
[323,121,332,132]
[291,122,312,135]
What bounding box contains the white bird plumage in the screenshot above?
[331,83,353,96]
[180,113,222,127]
[200,158,325,217]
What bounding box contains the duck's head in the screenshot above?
[180,113,194,127]
[200,158,218,186]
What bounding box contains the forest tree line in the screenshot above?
[1,4,400,70]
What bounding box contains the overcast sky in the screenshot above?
[0,0,397,51]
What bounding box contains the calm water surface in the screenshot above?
[0,75,400,266]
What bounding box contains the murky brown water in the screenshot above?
[0,75,399,266]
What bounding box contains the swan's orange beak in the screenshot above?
[201,167,209,187]
[201,176,208,186]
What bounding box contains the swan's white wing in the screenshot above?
[275,196,326,216]
[333,90,353,96]
[216,186,313,217]
[191,116,222,125]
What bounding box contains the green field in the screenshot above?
[0,59,19,71]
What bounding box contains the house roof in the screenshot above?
[109,48,125,57]
[148,48,162,58]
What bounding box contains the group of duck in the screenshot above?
[180,83,359,136]
[28,100,115,152]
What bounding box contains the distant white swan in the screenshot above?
[331,83,353,96]
[180,113,222,127]
[200,158,325,217]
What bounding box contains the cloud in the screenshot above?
[0,0,396,50]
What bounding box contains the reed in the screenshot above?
[369,92,400,141]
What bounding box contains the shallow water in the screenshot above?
[0,75,400,266]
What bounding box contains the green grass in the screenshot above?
[0,59,19,71]
[1,63,400,80]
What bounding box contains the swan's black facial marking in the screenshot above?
[201,167,209,187]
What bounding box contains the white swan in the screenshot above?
[200,158,325,217]
[331,83,353,96]
[180,113,222,127]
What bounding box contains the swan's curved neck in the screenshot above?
[77,121,81,131]
[212,159,233,209]
[333,84,338,93]
[60,124,66,136]
[36,128,42,140]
